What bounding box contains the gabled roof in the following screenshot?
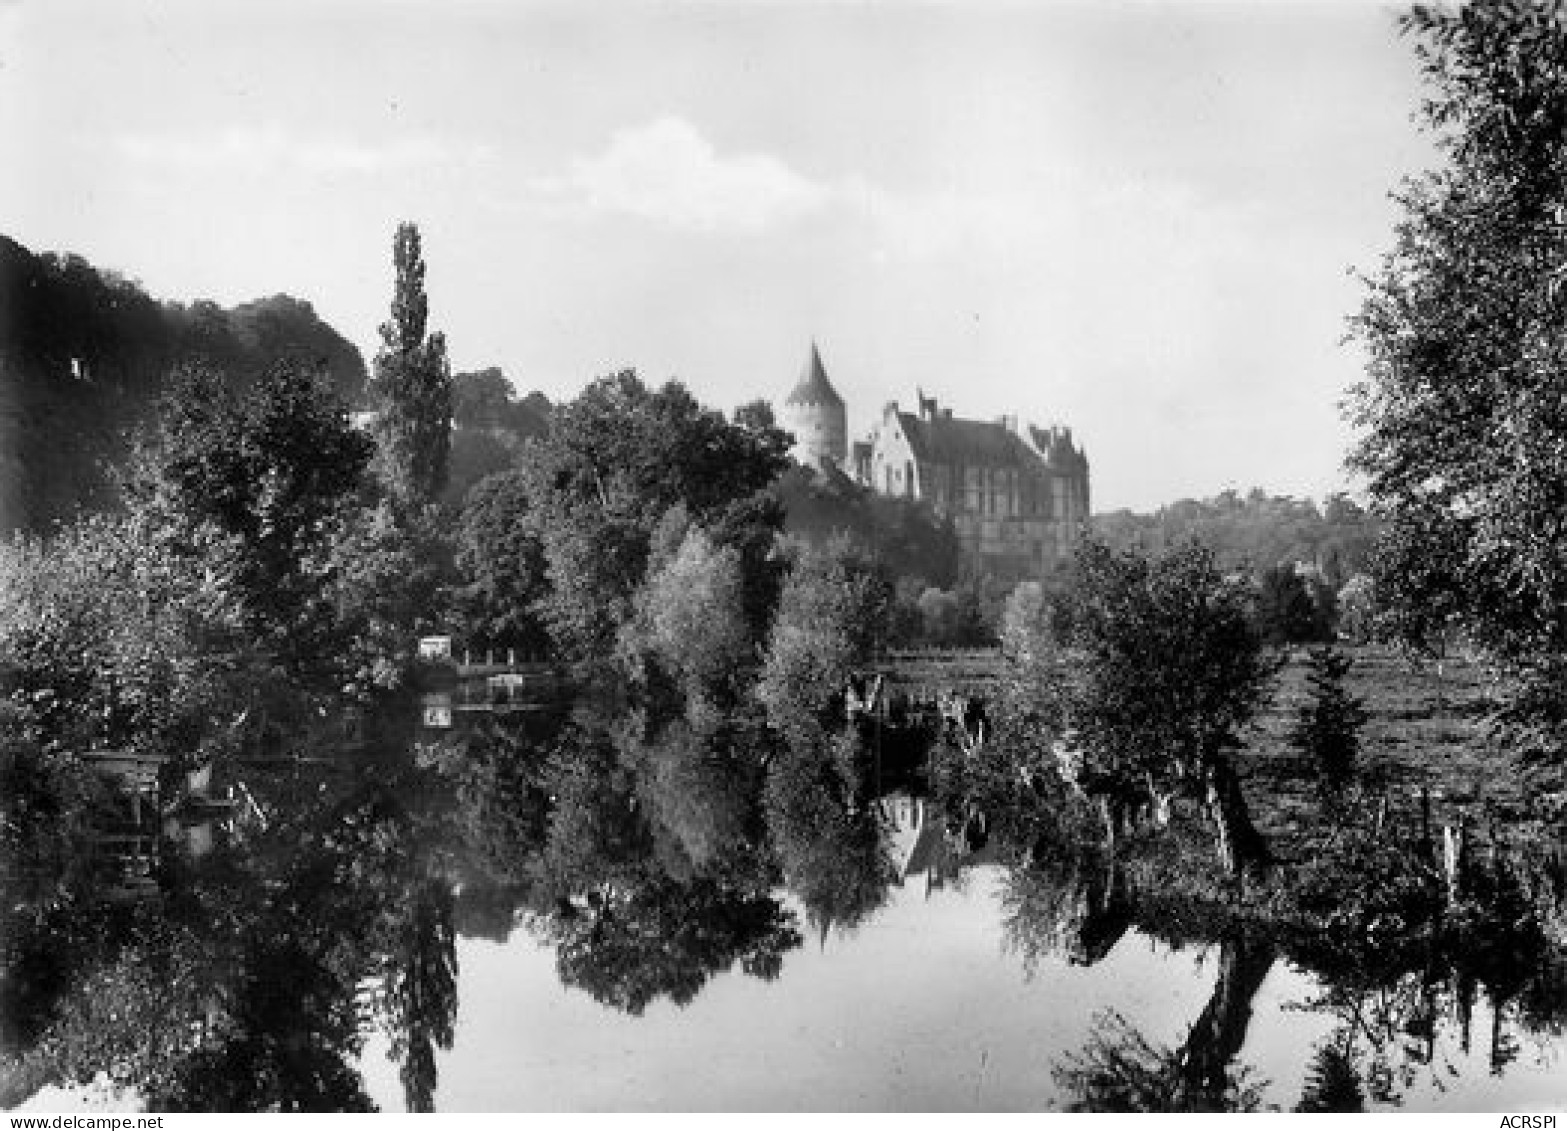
[785,342,844,407]
[899,412,1042,469]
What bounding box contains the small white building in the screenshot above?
[418,635,453,661]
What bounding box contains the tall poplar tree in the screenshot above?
[370,223,452,507]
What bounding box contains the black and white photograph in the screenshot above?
[2,0,1565,1115]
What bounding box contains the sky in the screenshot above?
[0,0,1438,512]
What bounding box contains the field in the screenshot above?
[1239,645,1523,858]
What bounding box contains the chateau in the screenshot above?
[782,343,1090,575]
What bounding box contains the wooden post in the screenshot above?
[1420,785,1433,862]
[1442,819,1467,906]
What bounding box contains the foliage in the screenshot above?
[0,235,367,536]
[369,224,452,509]
[774,464,964,590]
[550,874,799,1016]
[1348,1,1567,817]
[1349,3,1567,662]
[1335,573,1378,645]
[1061,539,1274,788]
[517,371,790,663]
[1094,489,1379,588]
[756,541,892,745]
[1255,563,1333,646]
[1287,818,1444,940]
[329,501,455,693]
[1291,647,1368,786]
[620,524,753,711]
[450,470,551,657]
[442,370,550,507]
[1054,538,1277,877]
[126,361,373,678]
[1053,1009,1270,1112]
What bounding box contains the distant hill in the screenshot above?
[1093,488,1380,587]
[0,234,367,534]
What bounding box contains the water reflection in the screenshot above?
[3,686,1565,1111]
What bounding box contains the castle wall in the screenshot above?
[856,405,1089,577]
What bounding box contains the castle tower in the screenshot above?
[783,341,847,469]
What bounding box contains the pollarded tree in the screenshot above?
[1348,2,1567,814]
[370,223,452,508]
[1061,538,1276,879]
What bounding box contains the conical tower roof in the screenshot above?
[785,342,844,407]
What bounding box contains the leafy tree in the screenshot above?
[1290,646,1368,787]
[756,541,892,746]
[732,398,781,434]
[621,523,753,712]
[452,367,514,430]
[1255,563,1326,646]
[1335,574,1378,645]
[1348,2,1567,816]
[451,470,550,657]
[775,465,964,591]
[1059,539,1276,879]
[518,371,789,662]
[369,224,452,508]
[128,361,373,675]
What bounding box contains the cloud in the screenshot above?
[528,116,831,233]
[115,124,495,176]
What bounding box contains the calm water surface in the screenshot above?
[352,869,1566,1112]
[6,690,1566,1112]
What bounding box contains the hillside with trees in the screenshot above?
[1093,489,1380,589]
[0,234,367,535]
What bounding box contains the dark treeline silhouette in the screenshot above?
[0,234,367,535]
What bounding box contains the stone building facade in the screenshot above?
[852,392,1089,574]
[783,346,1090,575]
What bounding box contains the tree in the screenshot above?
[1348,3,1567,816]
[732,399,780,434]
[1335,574,1378,645]
[369,224,452,508]
[518,371,789,661]
[756,541,892,746]
[1291,646,1368,788]
[1059,539,1275,879]
[1256,564,1325,646]
[126,361,373,679]
[452,367,514,430]
[452,469,550,657]
[621,523,753,711]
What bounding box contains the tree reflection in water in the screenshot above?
[4,688,1567,1112]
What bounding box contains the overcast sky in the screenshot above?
[0,0,1436,511]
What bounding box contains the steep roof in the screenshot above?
[898,412,1042,469]
[785,342,844,407]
